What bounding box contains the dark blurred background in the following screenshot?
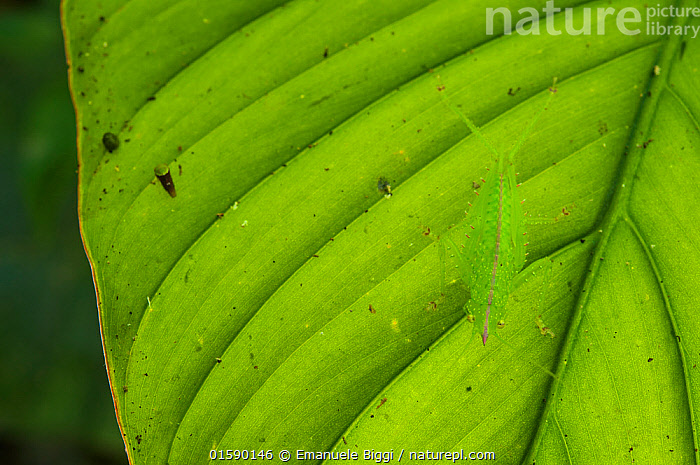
[0,1,125,463]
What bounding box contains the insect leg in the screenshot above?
[534,258,555,338]
[429,232,464,311]
[513,256,555,337]
[443,235,471,289]
[441,233,478,325]
[523,215,559,226]
[523,201,575,225]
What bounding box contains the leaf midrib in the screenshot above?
[523,0,699,461]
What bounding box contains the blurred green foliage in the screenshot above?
[0,1,124,463]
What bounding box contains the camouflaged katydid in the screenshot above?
[437,78,558,346]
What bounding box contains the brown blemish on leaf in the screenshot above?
[154,164,177,197]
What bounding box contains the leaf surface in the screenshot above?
[62,0,700,463]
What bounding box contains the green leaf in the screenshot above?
[63,0,700,463]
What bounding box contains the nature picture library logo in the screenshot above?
[486,1,700,38]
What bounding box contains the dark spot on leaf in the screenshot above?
[102,132,119,152]
[377,177,392,197]
[154,164,177,197]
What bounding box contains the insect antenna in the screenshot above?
[491,332,559,380]
[506,78,558,164]
[436,76,501,167]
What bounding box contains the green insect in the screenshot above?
[437,78,558,345]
